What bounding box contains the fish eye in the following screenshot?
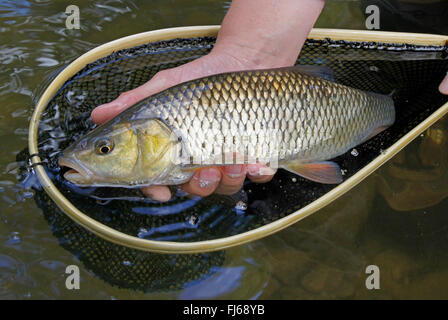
[95,139,114,155]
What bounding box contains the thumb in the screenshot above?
[91,68,180,125]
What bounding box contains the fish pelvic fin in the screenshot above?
[281,160,343,184]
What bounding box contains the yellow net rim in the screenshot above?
[28,26,448,253]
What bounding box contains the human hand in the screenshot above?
[91,0,325,201]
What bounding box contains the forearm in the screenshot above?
[213,0,326,68]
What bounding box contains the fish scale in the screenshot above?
[140,67,395,166]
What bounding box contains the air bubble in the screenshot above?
[137,228,148,238]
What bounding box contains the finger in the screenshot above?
[91,69,180,125]
[180,167,221,197]
[439,73,448,95]
[215,165,246,195]
[141,185,172,202]
[247,163,276,183]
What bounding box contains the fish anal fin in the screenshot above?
[282,160,343,184]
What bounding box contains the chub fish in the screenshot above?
[58,66,395,187]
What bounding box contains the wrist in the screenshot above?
[210,0,325,70]
[211,34,297,70]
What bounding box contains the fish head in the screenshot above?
[58,118,178,186]
[58,120,139,185]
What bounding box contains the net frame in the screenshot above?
[28,26,448,253]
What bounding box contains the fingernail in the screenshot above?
[224,165,245,178]
[194,168,221,188]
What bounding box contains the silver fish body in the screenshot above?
[59,66,395,187]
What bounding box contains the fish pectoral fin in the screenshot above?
[281,160,343,184]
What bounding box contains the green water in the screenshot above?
[1,0,448,299]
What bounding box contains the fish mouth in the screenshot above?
[58,157,93,184]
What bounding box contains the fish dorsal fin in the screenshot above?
[281,160,343,184]
[292,65,335,82]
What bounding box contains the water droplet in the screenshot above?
[7,232,20,245]
[137,228,149,238]
[187,215,199,225]
[291,177,297,183]
[235,200,247,211]
[351,149,359,157]
[122,260,132,266]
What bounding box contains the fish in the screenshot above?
[58,65,395,187]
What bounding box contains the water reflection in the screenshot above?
[378,117,448,211]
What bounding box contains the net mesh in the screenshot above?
[18,36,448,291]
